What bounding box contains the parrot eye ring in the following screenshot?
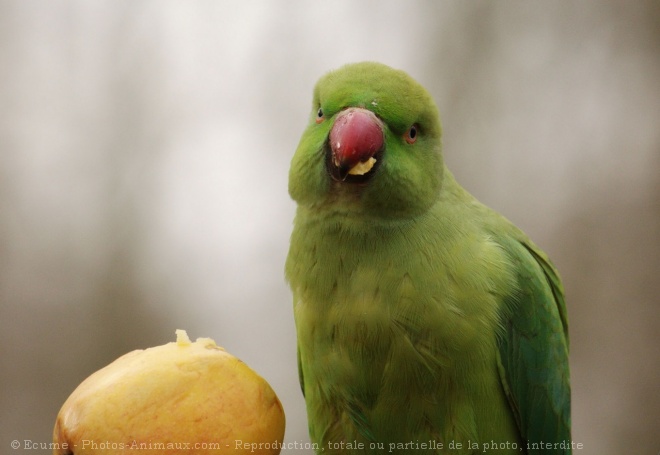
[405,124,419,144]
[316,108,324,124]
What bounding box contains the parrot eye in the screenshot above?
[316,108,325,124]
[404,124,418,144]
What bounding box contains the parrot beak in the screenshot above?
[327,107,384,182]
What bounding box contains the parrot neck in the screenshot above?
[294,167,468,233]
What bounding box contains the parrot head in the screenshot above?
[289,62,444,220]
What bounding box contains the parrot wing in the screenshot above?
[496,235,571,451]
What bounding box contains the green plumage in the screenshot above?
[286,62,571,454]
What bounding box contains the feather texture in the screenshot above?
[286,62,571,454]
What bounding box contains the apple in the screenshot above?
[53,330,285,454]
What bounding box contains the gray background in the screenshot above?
[1,1,658,453]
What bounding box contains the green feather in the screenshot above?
[495,236,571,451]
[286,62,571,454]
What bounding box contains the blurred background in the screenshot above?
[1,1,658,453]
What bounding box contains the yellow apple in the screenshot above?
[53,330,285,454]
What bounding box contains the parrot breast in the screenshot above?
[287,209,520,451]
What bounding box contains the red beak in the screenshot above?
[329,108,384,181]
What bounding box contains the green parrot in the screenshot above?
[285,62,571,454]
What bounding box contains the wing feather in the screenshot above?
[496,236,571,453]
